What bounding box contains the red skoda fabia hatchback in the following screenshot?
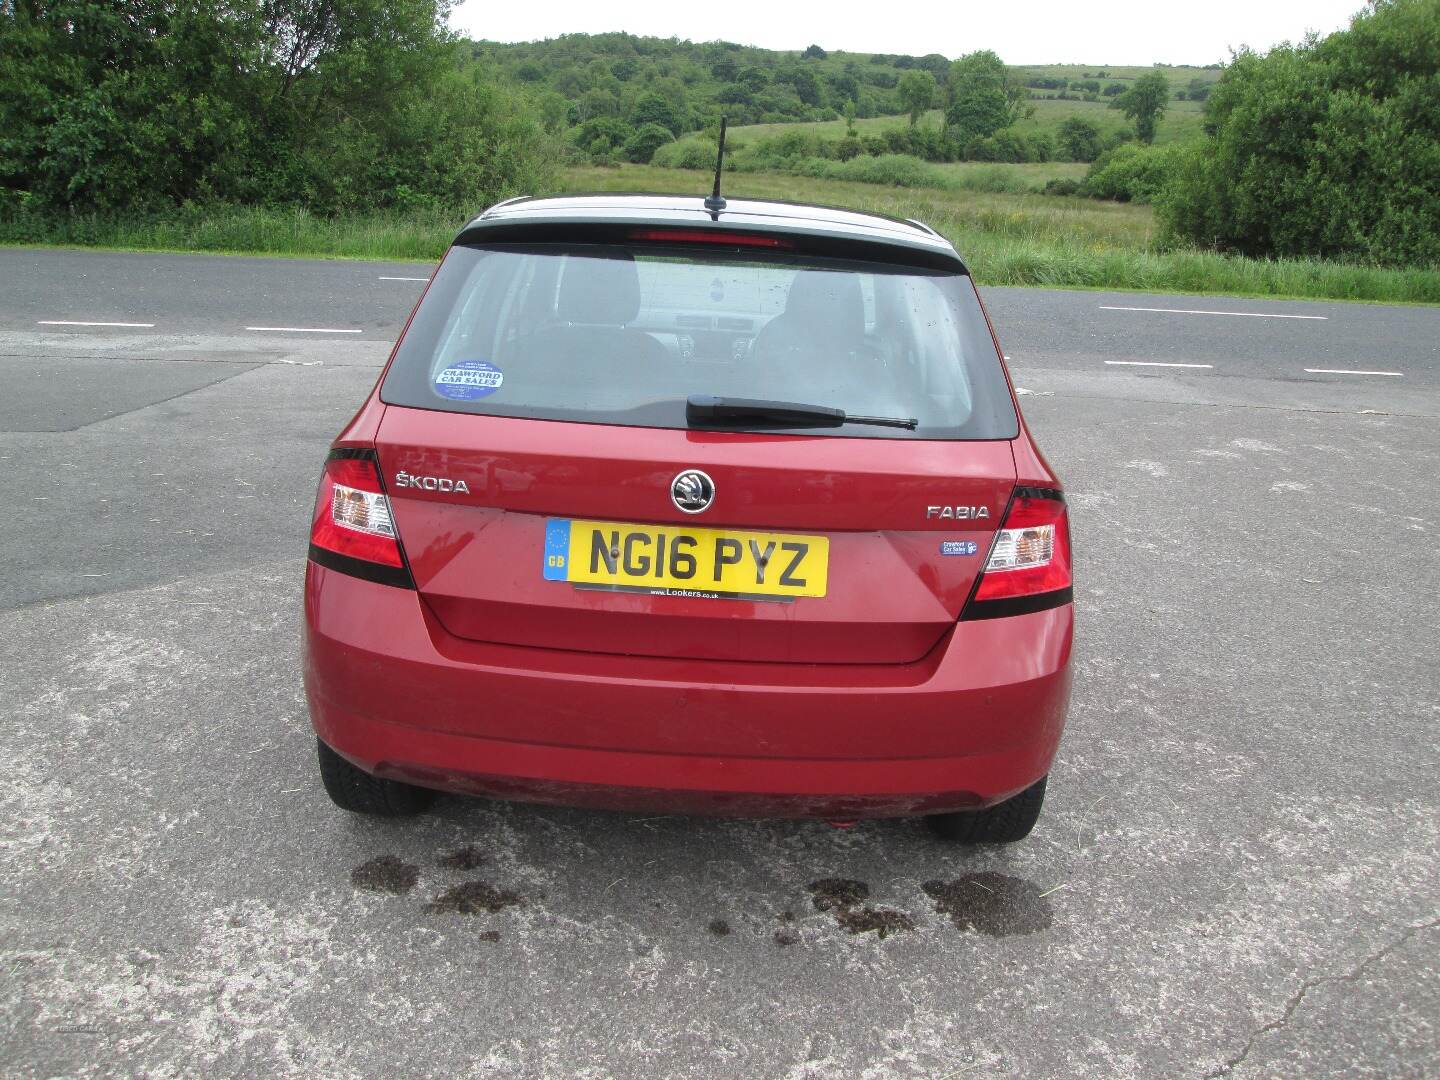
[304,194,1073,843]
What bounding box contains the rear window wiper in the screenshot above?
[686,395,917,430]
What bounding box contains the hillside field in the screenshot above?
[1011,62,1223,87]
[728,95,1209,150]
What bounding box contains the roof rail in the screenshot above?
[481,195,534,218]
[904,218,941,238]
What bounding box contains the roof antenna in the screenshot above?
[704,117,728,218]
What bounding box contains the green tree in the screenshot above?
[572,116,634,161]
[737,66,769,93]
[918,53,951,80]
[1057,117,1103,161]
[784,66,825,107]
[944,50,1030,146]
[0,0,557,214]
[1111,69,1170,143]
[827,71,860,104]
[632,90,683,135]
[1160,0,1440,266]
[623,122,673,163]
[897,70,936,126]
[536,92,571,134]
[716,83,753,106]
[551,66,589,98]
[569,88,621,124]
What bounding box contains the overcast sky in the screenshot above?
[449,0,1364,66]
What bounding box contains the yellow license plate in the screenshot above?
[543,518,828,601]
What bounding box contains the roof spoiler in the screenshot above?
[480,195,534,218]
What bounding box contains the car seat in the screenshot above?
[528,253,669,376]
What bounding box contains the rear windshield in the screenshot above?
[381,241,1019,440]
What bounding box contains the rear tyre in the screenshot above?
[316,739,436,817]
[926,776,1047,844]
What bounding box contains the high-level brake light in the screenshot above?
[628,228,793,248]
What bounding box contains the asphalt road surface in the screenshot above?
[2,248,1436,1079]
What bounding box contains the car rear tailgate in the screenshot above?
[376,407,1015,665]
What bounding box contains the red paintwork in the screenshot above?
[304,564,1072,817]
[376,410,1016,664]
[303,256,1073,818]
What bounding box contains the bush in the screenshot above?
[1084,143,1181,202]
[951,165,1034,194]
[650,138,718,170]
[861,135,889,157]
[1043,178,1084,197]
[1057,117,1103,162]
[572,117,635,163]
[962,129,1053,163]
[746,129,837,167]
[631,91,684,136]
[1101,129,1136,153]
[623,123,674,164]
[1158,0,1440,266]
[818,153,937,187]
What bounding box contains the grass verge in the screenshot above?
[3,166,1436,304]
[0,203,463,262]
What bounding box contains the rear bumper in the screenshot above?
[304,563,1074,818]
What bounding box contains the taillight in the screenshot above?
[961,488,1072,620]
[307,449,413,588]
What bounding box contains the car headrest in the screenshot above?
[783,270,865,343]
[557,253,641,325]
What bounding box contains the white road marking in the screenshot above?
[1104,360,1214,369]
[1303,368,1403,377]
[1100,305,1327,320]
[38,320,155,328]
[244,326,362,334]
[378,276,429,282]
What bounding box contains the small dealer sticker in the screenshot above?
[434,361,503,400]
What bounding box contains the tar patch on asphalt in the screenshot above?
[807,878,916,939]
[350,855,419,894]
[438,845,485,870]
[424,880,525,915]
[807,878,870,911]
[921,873,1054,936]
